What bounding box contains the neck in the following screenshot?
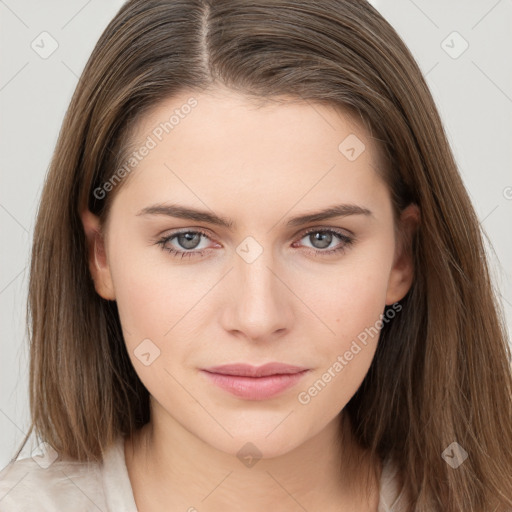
[125,402,381,512]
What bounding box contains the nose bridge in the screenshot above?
[224,238,292,339]
[239,248,277,303]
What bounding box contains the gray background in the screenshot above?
[1,0,511,467]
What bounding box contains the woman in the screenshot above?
[1,1,511,511]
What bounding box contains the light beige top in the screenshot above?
[0,436,407,511]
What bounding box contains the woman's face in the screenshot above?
[83,87,416,458]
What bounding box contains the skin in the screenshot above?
[82,87,419,512]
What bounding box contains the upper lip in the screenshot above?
[202,363,309,377]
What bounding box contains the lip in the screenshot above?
[203,363,309,377]
[200,363,310,400]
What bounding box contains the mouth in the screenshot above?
[200,363,310,400]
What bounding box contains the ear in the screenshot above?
[385,203,420,305]
[81,209,116,301]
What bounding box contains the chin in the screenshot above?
[203,429,304,462]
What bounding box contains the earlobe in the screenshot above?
[81,209,116,301]
[385,203,420,305]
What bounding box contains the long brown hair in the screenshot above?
[14,1,512,510]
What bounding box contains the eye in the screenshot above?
[293,227,354,256]
[155,227,355,259]
[155,229,215,259]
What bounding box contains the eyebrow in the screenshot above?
[136,203,373,229]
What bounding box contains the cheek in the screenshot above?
[331,272,390,344]
[111,261,167,340]
[107,240,219,397]
[107,234,198,339]
[300,241,394,347]
[295,339,377,430]
[292,241,394,410]
[108,252,192,402]
[294,280,388,422]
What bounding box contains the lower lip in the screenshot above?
[200,370,309,400]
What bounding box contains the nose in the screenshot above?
[219,246,294,342]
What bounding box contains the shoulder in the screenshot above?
[378,456,411,512]
[0,449,106,512]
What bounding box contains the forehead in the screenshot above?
[133,87,370,153]
[109,88,389,222]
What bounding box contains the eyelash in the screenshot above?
[155,227,354,259]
